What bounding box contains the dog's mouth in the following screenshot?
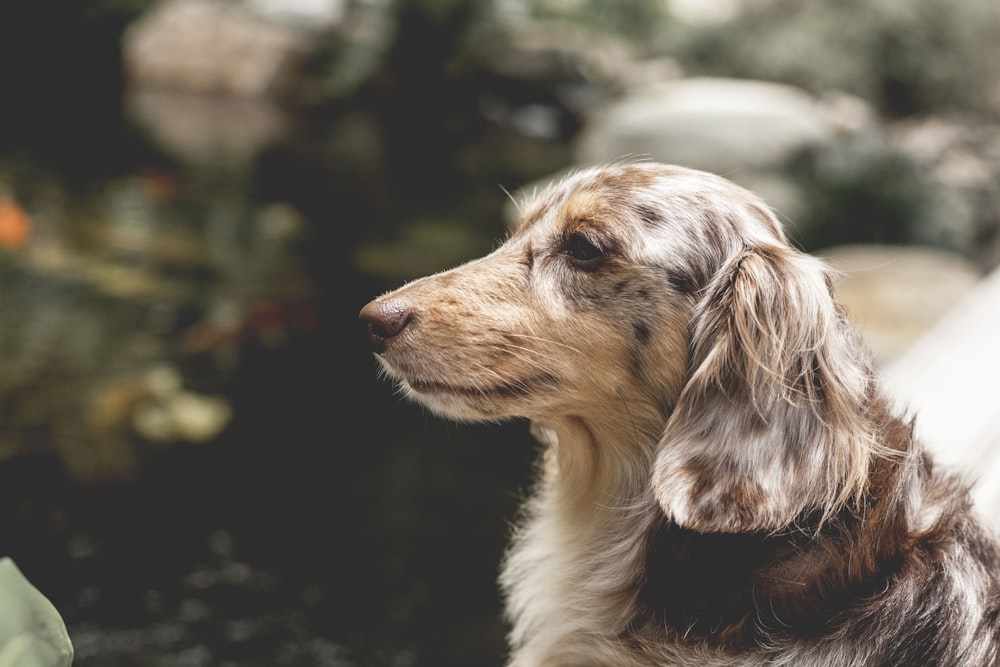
[405,372,558,399]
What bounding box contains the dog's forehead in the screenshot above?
[516,166,654,231]
[514,165,690,244]
[514,164,784,248]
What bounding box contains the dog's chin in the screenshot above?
[375,354,559,421]
[401,381,507,422]
[399,379,518,422]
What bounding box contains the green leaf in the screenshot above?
[0,558,73,667]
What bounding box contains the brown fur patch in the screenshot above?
[361,162,1000,666]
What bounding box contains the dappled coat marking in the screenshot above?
[360,162,1000,666]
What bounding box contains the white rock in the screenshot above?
[244,0,346,28]
[666,0,746,25]
[123,0,308,97]
[576,77,859,173]
[126,89,290,165]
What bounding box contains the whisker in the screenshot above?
[499,184,521,214]
[493,343,564,370]
[492,331,585,355]
[467,362,538,397]
[473,362,517,386]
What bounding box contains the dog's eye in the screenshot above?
[564,233,605,264]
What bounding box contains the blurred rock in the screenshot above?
[245,0,346,28]
[577,78,874,170]
[123,0,313,97]
[126,89,291,166]
[121,0,315,165]
[820,244,982,365]
[666,0,746,25]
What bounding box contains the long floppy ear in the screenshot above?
[652,244,876,533]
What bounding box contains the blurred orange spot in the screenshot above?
[141,168,178,200]
[0,200,31,248]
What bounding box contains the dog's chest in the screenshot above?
[499,498,823,667]
[500,500,699,666]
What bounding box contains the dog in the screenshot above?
[359,162,1000,666]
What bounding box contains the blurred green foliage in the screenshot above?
[786,143,938,251]
[531,0,670,41]
[672,0,1000,118]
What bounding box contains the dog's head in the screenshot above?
[361,162,876,533]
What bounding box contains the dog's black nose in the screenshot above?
[359,299,413,353]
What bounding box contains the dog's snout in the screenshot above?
[360,298,414,353]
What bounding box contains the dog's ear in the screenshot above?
[652,244,875,533]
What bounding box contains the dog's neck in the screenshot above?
[504,413,668,654]
[537,409,663,519]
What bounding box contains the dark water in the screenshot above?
[0,14,577,665]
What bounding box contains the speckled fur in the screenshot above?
[361,162,1000,666]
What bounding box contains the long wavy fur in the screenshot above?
[361,162,1000,666]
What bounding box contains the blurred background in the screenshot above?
[0,0,998,665]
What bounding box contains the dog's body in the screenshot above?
[360,163,1000,666]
